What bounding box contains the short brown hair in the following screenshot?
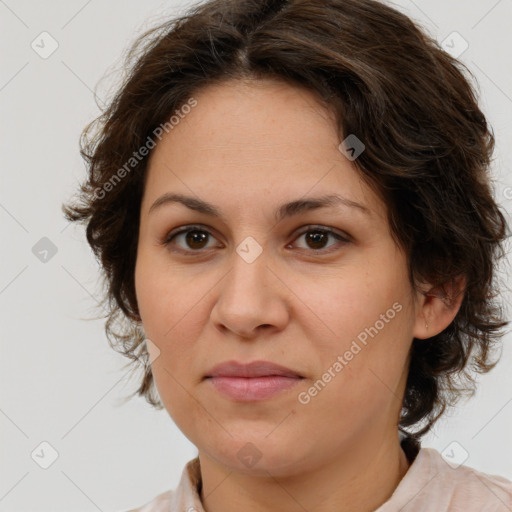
[62,0,509,439]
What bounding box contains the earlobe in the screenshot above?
[413,275,466,340]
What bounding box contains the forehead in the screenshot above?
[142,78,386,223]
[150,77,338,161]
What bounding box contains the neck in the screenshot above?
[199,433,411,512]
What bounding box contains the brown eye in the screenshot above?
[162,224,349,256]
[292,227,349,253]
[305,230,329,250]
[183,230,209,250]
[163,226,219,253]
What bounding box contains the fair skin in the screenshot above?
[134,78,464,512]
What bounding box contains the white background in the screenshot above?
[1,1,511,511]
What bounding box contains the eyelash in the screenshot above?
[161,224,350,256]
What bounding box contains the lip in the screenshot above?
[206,360,303,378]
[204,360,304,401]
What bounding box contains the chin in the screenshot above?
[201,434,311,477]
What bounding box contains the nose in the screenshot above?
[210,245,290,339]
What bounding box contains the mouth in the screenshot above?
[206,360,304,379]
[204,360,304,401]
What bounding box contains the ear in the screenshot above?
[413,275,466,340]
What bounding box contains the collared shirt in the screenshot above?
[124,441,512,512]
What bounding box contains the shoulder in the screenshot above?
[407,447,512,511]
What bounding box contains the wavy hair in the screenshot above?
[62,0,510,439]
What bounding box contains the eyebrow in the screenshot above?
[148,192,371,222]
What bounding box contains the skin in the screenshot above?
[134,78,464,512]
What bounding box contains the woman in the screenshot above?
[62,0,512,510]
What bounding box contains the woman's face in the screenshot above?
[135,78,425,476]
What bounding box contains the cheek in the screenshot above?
[303,263,414,399]
[306,265,403,346]
[150,358,212,450]
[135,250,192,339]
[134,255,199,398]
[299,312,412,440]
